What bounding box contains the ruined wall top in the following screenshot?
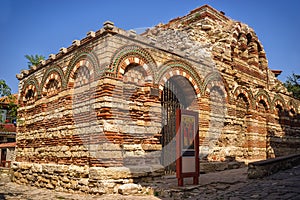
[157,4,229,28]
[142,5,290,95]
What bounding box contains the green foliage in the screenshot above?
[0,80,18,122]
[7,95,18,121]
[0,79,11,97]
[25,54,45,67]
[284,73,300,99]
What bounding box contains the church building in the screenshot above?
[13,5,300,194]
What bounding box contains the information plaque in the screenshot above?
[176,109,199,186]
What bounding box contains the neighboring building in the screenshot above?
[13,5,300,194]
[0,94,17,167]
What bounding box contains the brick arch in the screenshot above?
[203,72,229,103]
[123,64,147,86]
[156,60,203,98]
[235,92,251,119]
[67,47,100,81]
[66,59,94,88]
[272,94,286,113]
[230,22,267,71]
[233,86,254,109]
[40,66,64,96]
[255,90,271,110]
[110,45,156,81]
[20,76,40,105]
[287,99,298,114]
[231,23,261,48]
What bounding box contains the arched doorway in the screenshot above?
[161,76,198,174]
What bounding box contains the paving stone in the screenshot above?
[2,164,300,199]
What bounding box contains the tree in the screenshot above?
[0,80,17,123]
[7,94,18,122]
[0,79,11,97]
[25,54,45,67]
[284,73,300,99]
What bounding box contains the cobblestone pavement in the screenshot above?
[1,165,300,200]
[152,165,300,200]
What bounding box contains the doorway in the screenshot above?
[161,76,197,174]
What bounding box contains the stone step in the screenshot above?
[200,161,246,173]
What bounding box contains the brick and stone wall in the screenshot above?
[143,5,300,163]
[13,5,300,194]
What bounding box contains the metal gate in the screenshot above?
[161,78,186,174]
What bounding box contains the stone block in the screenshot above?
[13,171,22,178]
[149,164,164,177]
[141,144,162,151]
[122,144,143,151]
[92,150,123,159]
[228,161,242,169]
[19,162,32,170]
[78,178,89,186]
[103,21,114,30]
[79,185,89,192]
[72,40,80,46]
[200,162,228,173]
[11,162,20,170]
[118,183,141,195]
[89,165,163,180]
[214,162,228,171]
[60,47,67,53]
[100,180,116,189]
[89,167,132,180]
[70,180,78,189]
[90,187,105,194]
[42,164,58,174]
[103,121,119,132]
[20,178,28,184]
[68,164,89,177]
[61,176,70,183]
[128,166,150,177]
[97,143,121,151]
[26,174,35,181]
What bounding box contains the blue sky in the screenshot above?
[0,0,299,93]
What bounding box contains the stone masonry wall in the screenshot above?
[143,5,300,163]
[14,5,300,194]
[12,162,163,194]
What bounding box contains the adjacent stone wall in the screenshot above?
[12,162,163,194]
[248,154,300,179]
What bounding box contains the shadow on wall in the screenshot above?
[0,194,5,200]
[267,106,300,158]
[199,155,246,173]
